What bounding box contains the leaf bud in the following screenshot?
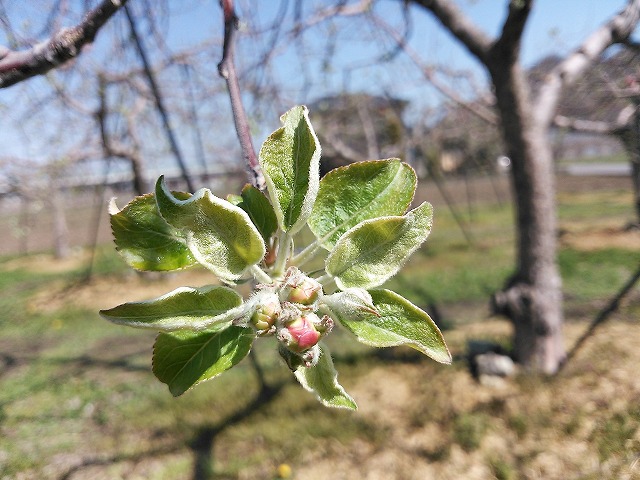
[250,294,281,335]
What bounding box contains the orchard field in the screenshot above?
[1,173,639,479]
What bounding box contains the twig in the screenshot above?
[0,0,129,88]
[124,4,195,192]
[217,0,265,190]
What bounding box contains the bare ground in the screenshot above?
[2,242,639,480]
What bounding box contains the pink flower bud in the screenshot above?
[282,313,321,353]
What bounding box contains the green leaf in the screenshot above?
[153,326,254,396]
[293,343,357,410]
[155,177,266,282]
[326,202,433,289]
[99,285,243,331]
[339,289,451,364]
[309,159,416,250]
[319,288,378,321]
[259,105,321,234]
[109,193,197,271]
[230,184,278,243]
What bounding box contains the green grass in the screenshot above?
[1,181,639,478]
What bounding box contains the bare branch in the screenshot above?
[323,130,367,163]
[370,12,498,125]
[535,0,640,126]
[409,0,492,63]
[124,4,194,192]
[554,105,635,135]
[218,0,264,190]
[490,0,533,66]
[0,0,129,88]
[293,0,374,32]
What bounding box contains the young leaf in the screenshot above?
[109,194,197,271]
[155,177,266,282]
[325,202,433,289]
[293,343,357,410]
[336,289,451,364]
[153,326,255,396]
[319,288,378,321]
[229,184,278,243]
[309,159,416,250]
[259,105,321,234]
[99,285,243,331]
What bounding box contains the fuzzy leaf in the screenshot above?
[326,202,433,289]
[153,326,254,396]
[109,193,197,271]
[259,105,321,234]
[155,177,265,282]
[293,343,357,410]
[99,285,243,331]
[339,289,451,364]
[319,288,378,321]
[309,159,416,250]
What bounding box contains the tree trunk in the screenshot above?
[489,60,565,373]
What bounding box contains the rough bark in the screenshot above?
[0,0,129,88]
[488,59,565,372]
[412,0,640,373]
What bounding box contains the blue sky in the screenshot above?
[0,0,634,173]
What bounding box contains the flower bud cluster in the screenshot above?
[249,267,333,368]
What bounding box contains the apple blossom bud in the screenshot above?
[287,277,322,304]
[281,267,323,305]
[279,312,322,353]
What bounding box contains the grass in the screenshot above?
[1,178,639,479]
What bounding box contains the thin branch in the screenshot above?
[553,106,635,135]
[292,0,373,32]
[0,0,129,88]
[218,0,264,190]
[124,3,194,192]
[409,0,492,63]
[535,0,640,126]
[370,12,498,125]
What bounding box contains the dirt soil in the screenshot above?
[3,250,639,480]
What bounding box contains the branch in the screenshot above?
[409,0,492,63]
[124,4,194,192]
[554,105,635,135]
[490,0,532,66]
[370,12,498,125]
[323,130,367,163]
[292,0,374,32]
[0,0,129,88]
[535,0,640,126]
[218,0,264,190]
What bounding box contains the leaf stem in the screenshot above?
[315,273,334,287]
[251,265,272,284]
[272,231,291,279]
[292,241,321,266]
